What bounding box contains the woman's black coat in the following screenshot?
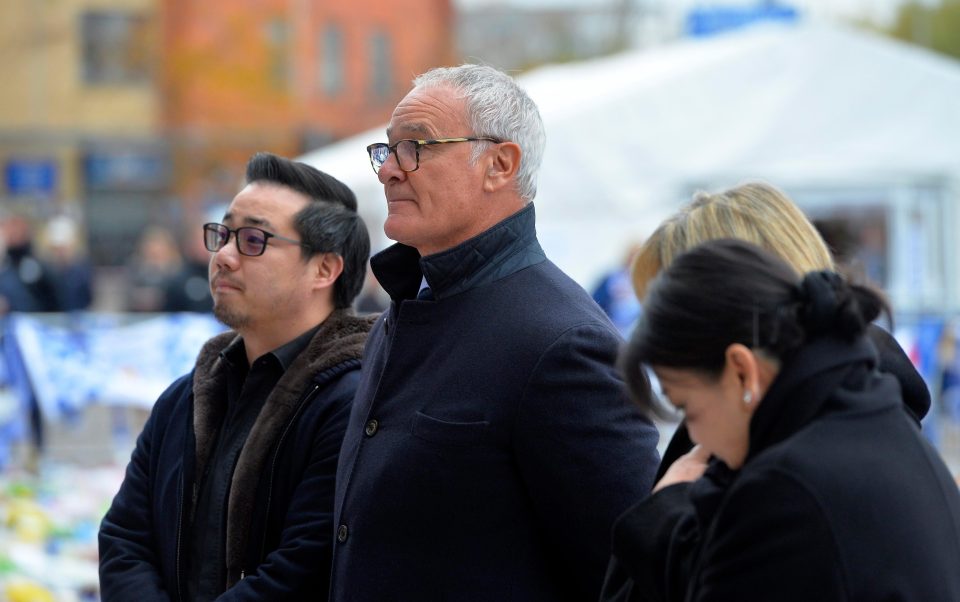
[601,334,960,602]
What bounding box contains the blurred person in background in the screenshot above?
[99,152,375,601]
[43,214,94,312]
[330,64,659,602]
[163,223,215,313]
[0,206,61,469]
[352,268,388,314]
[0,207,60,313]
[813,217,889,290]
[935,321,960,424]
[602,183,933,599]
[591,241,643,336]
[603,239,960,601]
[124,225,183,312]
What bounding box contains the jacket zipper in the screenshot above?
[175,472,185,602]
[253,383,321,570]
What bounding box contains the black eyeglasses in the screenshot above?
[203,223,308,257]
[366,137,502,174]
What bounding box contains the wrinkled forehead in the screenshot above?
[386,85,471,140]
[385,121,432,140]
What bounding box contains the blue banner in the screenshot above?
[7,313,226,421]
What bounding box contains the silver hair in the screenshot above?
[413,64,546,202]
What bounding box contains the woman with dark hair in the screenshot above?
[601,239,960,602]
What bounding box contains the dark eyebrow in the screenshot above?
[244,216,270,228]
[222,212,273,229]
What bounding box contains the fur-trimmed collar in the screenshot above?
[191,308,376,587]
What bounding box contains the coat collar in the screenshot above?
[190,308,376,587]
[746,334,881,462]
[371,203,546,302]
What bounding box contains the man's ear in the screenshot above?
[313,252,344,291]
[482,142,521,193]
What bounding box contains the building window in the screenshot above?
[370,31,392,99]
[319,25,344,97]
[81,11,153,84]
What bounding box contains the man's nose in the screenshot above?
[213,238,240,268]
[377,152,406,184]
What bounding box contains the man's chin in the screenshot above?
[383,213,415,238]
[213,305,248,331]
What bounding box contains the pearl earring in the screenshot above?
[743,390,753,405]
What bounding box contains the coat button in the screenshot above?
[364,419,379,437]
[337,524,348,543]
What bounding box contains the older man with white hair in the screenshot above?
[330,64,660,601]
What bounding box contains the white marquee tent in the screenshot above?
[300,22,960,311]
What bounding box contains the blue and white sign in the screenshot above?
[84,150,170,191]
[9,313,226,418]
[686,4,799,37]
[4,159,58,196]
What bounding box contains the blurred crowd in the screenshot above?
[0,207,214,316]
[0,210,92,315]
[0,207,392,319]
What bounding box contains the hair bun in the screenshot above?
[799,270,844,336]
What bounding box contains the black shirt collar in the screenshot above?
[219,322,322,371]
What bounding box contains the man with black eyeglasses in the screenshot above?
[99,152,376,601]
[329,65,660,601]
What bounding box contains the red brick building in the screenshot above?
[160,0,455,215]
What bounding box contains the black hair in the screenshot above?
[246,152,357,211]
[620,238,889,415]
[244,152,369,308]
[293,203,369,308]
